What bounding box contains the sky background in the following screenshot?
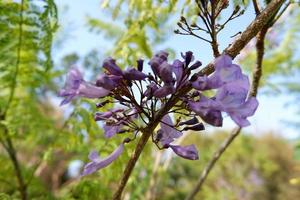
[53,0,299,139]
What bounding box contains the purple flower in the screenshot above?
[169,144,199,160]
[191,55,243,90]
[158,114,182,146]
[215,79,258,127]
[59,67,110,105]
[158,62,173,83]
[102,57,123,76]
[137,59,144,71]
[81,143,124,176]
[104,124,122,138]
[172,59,187,88]
[153,84,175,98]
[149,51,169,75]
[124,68,147,81]
[144,82,159,98]
[181,51,194,66]
[94,108,124,121]
[188,95,223,126]
[96,74,122,90]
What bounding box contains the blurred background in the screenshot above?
[0,0,300,199]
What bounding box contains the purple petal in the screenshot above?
[137,59,144,71]
[104,124,122,138]
[59,67,111,105]
[95,108,124,121]
[149,51,169,75]
[153,84,175,98]
[169,144,199,160]
[181,51,194,66]
[201,110,223,127]
[188,96,223,127]
[88,150,100,161]
[78,82,110,98]
[159,62,173,83]
[94,111,113,121]
[103,57,123,76]
[226,97,259,127]
[188,95,219,115]
[214,54,232,69]
[178,117,199,126]
[192,55,245,90]
[160,114,182,145]
[96,74,122,90]
[189,61,202,70]
[65,67,84,89]
[81,144,124,176]
[144,82,159,98]
[124,68,147,80]
[191,75,209,90]
[172,59,185,87]
[59,67,84,105]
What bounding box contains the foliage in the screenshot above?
[157,133,300,200]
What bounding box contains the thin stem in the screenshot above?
[252,0,261,15]
[185,127,242,200]
[210,2,220,57]
[224,0,285,58]
[1,126,28,200]
[112,127,155,199]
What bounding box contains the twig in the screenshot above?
[223,0,284,58]
[252,0,261,15]
[185,9,275,200]
[145,151,162,200]
[1,126,28,200]
[112,0,285,199]
[210,1,220,57]
[185,127,242,200]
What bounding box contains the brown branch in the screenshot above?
[112,0,285,199]
[1,126,28,200]
[252,0,261,15]
[210,1,220,57]
[113,94,181,199]
[185,15,272,200]
[223,0,285,58]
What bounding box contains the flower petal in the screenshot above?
[170,144,199,160]
[159,62,173,83]
[81,144,124,176]
[96,74,122,90]
[124,68,147,80]
[103,57,123,76]
[153,84,175,98]
[104,124,122,138]
[159,114,182,145]
[78,82,110,98]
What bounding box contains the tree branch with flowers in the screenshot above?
[58,0,289,199]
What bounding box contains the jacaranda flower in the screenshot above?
[59,67,110,105]
[81,143,124,176]
[59,51,258,176]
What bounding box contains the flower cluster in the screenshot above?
[59,51,258,176]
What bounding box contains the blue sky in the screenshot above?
[54,0,299,139]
